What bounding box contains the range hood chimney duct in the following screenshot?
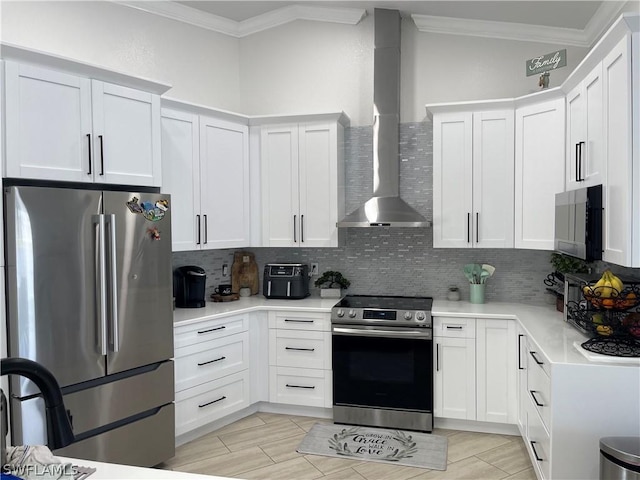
[338,8,430,228]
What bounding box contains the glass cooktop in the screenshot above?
[334,295,433,311]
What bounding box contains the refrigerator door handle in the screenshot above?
[93,214,108,356]
[106,213,120,353]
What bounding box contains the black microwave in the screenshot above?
[554,184,602,262]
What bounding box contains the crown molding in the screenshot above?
[411,14,590,47]
[583,1,628,45]
[116,1,366,38]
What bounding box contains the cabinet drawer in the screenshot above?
[269,311,330,331]
[269,329,330,369]
[526,401,551,480]
[269,366,331,408]
[175,332,249,392]
[527,352,551,432]
[174,314,248,349]
[175,370,250,436]
[434,317,476,338]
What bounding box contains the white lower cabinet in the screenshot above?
[434,317,516,424]
[173,314,251,437]
[268,310,332,408]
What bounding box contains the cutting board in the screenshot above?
[231,251,259,295]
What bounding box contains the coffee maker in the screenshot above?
[174,266,207,308]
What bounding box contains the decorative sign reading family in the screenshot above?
[526,49,567,76]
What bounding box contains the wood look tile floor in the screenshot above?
[159,413,536,480]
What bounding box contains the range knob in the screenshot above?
[403,311,413,320]
[415,311,427,322]
[348,309,357,318]
[336,309,345,318]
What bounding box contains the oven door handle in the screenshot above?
[332,326,432,340]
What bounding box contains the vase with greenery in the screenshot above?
[314,271,350,298]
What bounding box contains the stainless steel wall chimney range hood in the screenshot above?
[338,9,430,228]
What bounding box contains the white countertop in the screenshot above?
[173,296,639,366]
[57,457,234,480]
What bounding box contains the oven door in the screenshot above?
[332,325,432,412]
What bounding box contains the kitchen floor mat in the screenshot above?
[296,423,448,470]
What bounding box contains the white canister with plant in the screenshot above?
[314,271,350,298]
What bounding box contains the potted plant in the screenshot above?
[550,252,589,278]
[314,270,350,298]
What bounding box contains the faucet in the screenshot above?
[1,357,75,466]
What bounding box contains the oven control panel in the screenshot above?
[332,308,431,327]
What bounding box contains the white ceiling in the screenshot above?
[119,1,631,45]
[178,1,604,28]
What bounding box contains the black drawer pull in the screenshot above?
[517,334,525,370]
[530,390,544,407]
[446,325,463,330]
[284,319,314,323]
[198,326,226,334]
[286,384,315,389]
[285,347,315,352]
[198,356,226,366]
[198,396,226,408]
[530,441,544,462]
[529,351,544,365]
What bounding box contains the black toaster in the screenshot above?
[263,264,310,299]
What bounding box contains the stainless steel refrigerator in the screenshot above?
[4,185,175,467]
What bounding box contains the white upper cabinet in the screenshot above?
[161,103,250,251]
[260,118,345,248]
[602,33,638,267]
[4,60,164,187]
[432,108,514,248]
[514,96,565,250]
[565,62,604,191]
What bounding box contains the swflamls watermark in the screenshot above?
[3,463,76,476]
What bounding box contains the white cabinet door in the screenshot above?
[476,319,517,424]
[515,97,565,250]
[161,109,200,252]
[602,34,636,267]
[298,122,339,247]
[200,116,250,249]
[91,81,161,187]
[434,336,476,420]
[5,62,93,182]
[516,327,527,434]
[472,111,515,248]
[566,63,604,191]
[433,112,473,248]
[261,124,299,247]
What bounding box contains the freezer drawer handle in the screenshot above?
[198,356,226,366]
[286,384,315,389]
[530,441,544,462]
[285,347,315,352]
[197,326,226,334]
[198,396,226,408]
[284,319,313,323]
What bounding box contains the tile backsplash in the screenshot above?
[173,121,639,304]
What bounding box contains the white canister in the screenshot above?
[447,286,461,301]
[239,287,251,297]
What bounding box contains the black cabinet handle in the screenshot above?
[99,135,105,175]
[293,215,297,242]
[198,356,226,366]
[476,212,479,243]
[530,390,544,407]
[197,326,225,334]
[575,143,580,182]
[518,334,525,370]
[301,214,304,243]
[285,384,315,389]
[198,396,226,408]
[579,141,585,181]
[87,134,92,175]
[467,213,471,243]
[196,215,201,245]
[436,343,440,371]
[203,214,208,244]
[446,325,463,330]
[284,319,313,323]
[530,441,543,462]
[285,347,315,352]
[529,351,544,366]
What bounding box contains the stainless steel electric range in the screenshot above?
[331,295,434,432]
